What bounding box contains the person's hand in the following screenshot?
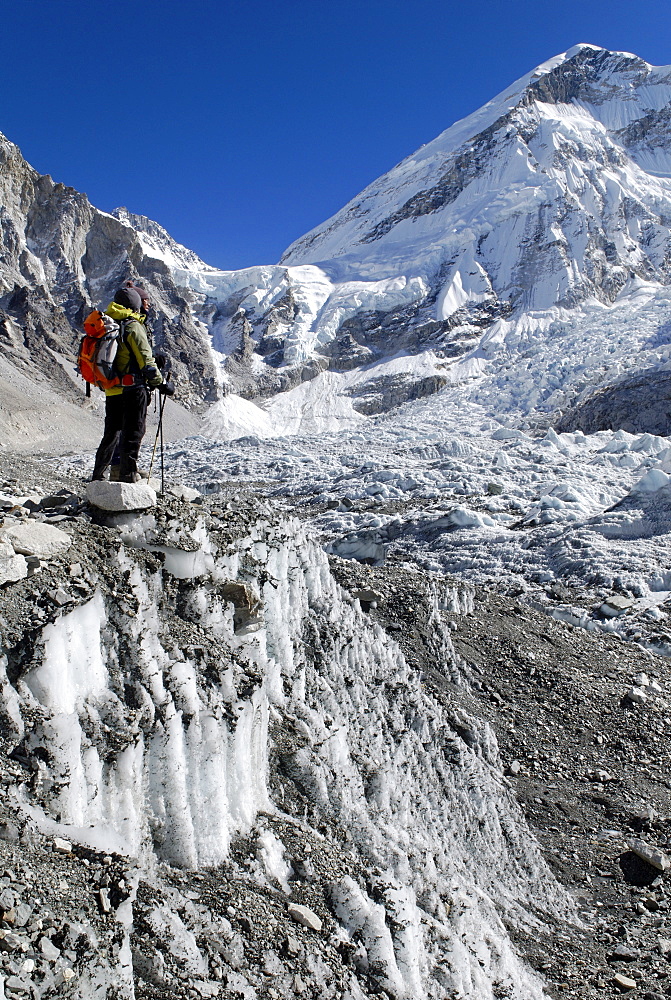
[157,381,175,396]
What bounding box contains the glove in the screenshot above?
[140,363,162,389]
[157,381,175,397]
[154,353,167,370]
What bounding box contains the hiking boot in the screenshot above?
[119,472,143,484]
[117,467,148,480]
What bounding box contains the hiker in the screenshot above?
[91,282,174,483]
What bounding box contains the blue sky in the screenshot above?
[4,0,671,269]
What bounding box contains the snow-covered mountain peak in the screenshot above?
[112,206,218,274]
[130,43,671,441]
[7,44,671,449]
[281,45,671,269]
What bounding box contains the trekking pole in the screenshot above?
[148,391,166,483]
[160,393,165,496]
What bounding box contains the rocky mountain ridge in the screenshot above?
[0,132,219,451]
[256,44,671,391]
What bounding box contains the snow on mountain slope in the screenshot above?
[112,208,219,275]
[145,44,671,437]
[281,43,671,280]
[6,44,671,448]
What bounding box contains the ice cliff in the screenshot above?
[0,484,574,998]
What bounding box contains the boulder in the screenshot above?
[0,538,27,585]
[658,938,671,957]
[600,595,634,617]
[86,481,156,512]
[3,521,71,559]
[628,838,670,872]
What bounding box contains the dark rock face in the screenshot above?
[358,140,494,244]
[347,373,449,415]
[0,287,83,400]
[556,370,671,435]
[316,297,508,375]
[0,135,218,410]
[258,288,298,367]
[525,46,653,107]
[618,107,671,156]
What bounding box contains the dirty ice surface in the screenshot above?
[9,505,566,1000]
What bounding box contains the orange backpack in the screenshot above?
[77,311,123,393]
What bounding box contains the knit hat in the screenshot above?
[114,281,150,312]
[114,286,142,312]
[125,281,150,304]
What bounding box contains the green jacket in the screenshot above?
[103,302,164,397]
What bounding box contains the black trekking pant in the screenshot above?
[92,387,150,480]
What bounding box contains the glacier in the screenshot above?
[6,41,671,1000]
[0,490,576,998]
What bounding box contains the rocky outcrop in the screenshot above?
[0,134,218,413]
[347,373,449,415]
[556,370,671,435]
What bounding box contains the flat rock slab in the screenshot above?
[600,594,635,617]
[628,837,670,872]
[0,538,27,585]
[87,481,156,512]
[287,903,322,932]
[167,484,202,502]
[2,522,71,559]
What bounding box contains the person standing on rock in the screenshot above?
[91,282,174,483]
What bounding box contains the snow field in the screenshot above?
[63,272,671,635]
